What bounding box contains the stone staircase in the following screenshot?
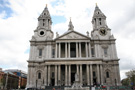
[45,86,65,90]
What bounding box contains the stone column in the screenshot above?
[77,64,79,75]
[65,43,67,58]
[94,44,98,57]
[29,68,31,85]
[85,42,88,57]
[111,44,115,58]
[79,42,81,58]
[55,43,57,58]
[59,43,61,58]
[68,42,70,58]
[115,64,118,85]
[97,64,100,84]
[55,65,57,86]
[100,64,103,85]
[44,65,47,86]
[98,45,101,58]
[76,42,78,58]
[90,64,93,85]
[69,65,71,86]
[86,64,90,85]
[65,65,67,86]
[113,44,118,58]
[89,42,91,57]
[80,64,82,85]
[58,65,61,85]
[117,64,121,85]
[29,67,32,85]
[27,68,30,85]
[48,65,50,86]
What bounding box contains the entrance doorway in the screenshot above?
[71,65,76,85]
[51,78,55,86]
[93,78,97,85]
[71,73,75,85]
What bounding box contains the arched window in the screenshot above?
[38,72,41,79]
[106,71,109,78]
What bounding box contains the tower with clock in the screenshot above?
[31,4,54,41]
[91,4,114,40]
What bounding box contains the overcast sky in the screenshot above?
[0,0,135,80]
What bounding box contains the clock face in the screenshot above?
[38,29,46,36]
[99,28,107,36]
[40,31,44,35]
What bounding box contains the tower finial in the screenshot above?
[68,17,74,31]
[96,3,97,7]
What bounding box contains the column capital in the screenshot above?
[79,64,82,66]
[99,64,103,66]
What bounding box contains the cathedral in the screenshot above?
[26,4,121,89]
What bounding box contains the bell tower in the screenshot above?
[37,4,52,30]
[91,4,113,40]
[31,5,53,41]
[92,3,108,30]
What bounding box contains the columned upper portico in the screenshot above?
[55,41,92,59]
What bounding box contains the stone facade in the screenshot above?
[26,5,121,88]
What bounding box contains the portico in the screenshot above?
[55,41,91,58]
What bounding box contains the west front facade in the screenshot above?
[26,4,121,89]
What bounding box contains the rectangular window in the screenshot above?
[104,48,107,55]
[71,48,76,58]
[39,49,42,56]
[52,72,54,78]
[91,48,95,57]
[93,71,96,77]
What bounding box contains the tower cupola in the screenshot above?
[37,4,52,30]
[92,4,108,30]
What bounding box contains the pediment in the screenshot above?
[56,31,90,40]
